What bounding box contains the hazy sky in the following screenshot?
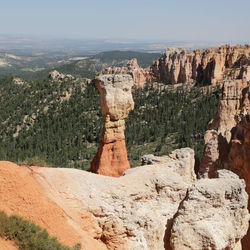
[1,0,250,42]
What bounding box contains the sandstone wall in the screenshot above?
[1,146,249,249]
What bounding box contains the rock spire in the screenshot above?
[90,74,134,177]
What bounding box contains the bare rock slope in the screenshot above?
[0,161,106,250]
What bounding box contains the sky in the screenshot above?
[0,0,250,42]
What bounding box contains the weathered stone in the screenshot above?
[199,81,250,248]
[199,130,219,178]
[171,170,250,250]
[35,148,196,250]
[209,81,249,140]
[90,74,134,177]
[199,81,249,177]
[141,154,161,165]
[134,148,196,184]
[1,146,248,250]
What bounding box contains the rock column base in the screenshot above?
[90,140,130,177]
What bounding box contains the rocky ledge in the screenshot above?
[31,148,249,250]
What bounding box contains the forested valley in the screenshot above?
[0,77,218,169]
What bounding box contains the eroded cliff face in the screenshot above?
[90,74,134,177]
[199,80,250,248]
[100,45,249,87]
[149,44,250,85]
[199,81,249,178]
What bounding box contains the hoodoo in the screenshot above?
[90,74,134,177]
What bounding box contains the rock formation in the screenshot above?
[199,80,250,248]
[148,44,250,85]
[48,70,75,81]
[199,81,249,178]
[90,74,134,177]
[1,147,248,249]
[171,170,249,250]
[0,161,106,249]
[36,148,196,250]
[101,58,148,88]
[100,45,249,87]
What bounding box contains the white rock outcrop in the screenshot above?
[171,170,249,250]
[35,148,195,250]
[33,148,249,250]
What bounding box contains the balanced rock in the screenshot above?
[90,74,134,177]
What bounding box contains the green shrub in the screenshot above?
[0,211,79,250]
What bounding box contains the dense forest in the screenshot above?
[0,76,218,169]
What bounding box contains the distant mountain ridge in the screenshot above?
[0,50,161,79]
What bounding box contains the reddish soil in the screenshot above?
[0,161,106,250]
[0,238,17,250]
